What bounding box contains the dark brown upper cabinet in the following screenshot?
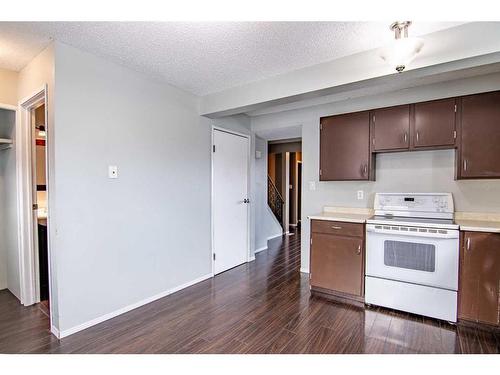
[320,111,372,181]
[458,91,500,179]
[371,105,410,152]
[459,231,500,326]
[412,98,457,149]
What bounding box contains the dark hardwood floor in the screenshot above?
[0,229,498,354]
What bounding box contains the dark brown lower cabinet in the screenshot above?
[310,220,364,305]
[459,231,500,326]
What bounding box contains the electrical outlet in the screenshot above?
[108,165,118,179]
[357,190,364,200]
[309,181,316,191]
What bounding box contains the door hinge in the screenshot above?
[213,253,216,261]
[454,104,457,113]
[319,169,322,176]
[212,145,216,152]
[32,203,38,210]
[453,130,457,139]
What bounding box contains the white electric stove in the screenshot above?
[365,193,459,322]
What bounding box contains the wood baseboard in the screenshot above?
[311,286,364,308]
[458,318,500,332]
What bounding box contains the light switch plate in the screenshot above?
[309,181,316,191]
[255,150,262,159]
[108,165,118,179]
[357,190,364,200]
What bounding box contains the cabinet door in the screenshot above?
[413,98,457,148]
[459,91,500,179]
[459,232,500,326]
[320,111,370,181]
[372,105,410,151]
[310,233,363,296]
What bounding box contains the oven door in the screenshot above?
[366,224,459,290]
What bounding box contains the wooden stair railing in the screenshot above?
[268,175,284,228]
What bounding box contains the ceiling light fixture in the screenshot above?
[380,21,424,73]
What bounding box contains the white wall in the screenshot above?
[254,135,282,252]
[0,108,17,292]
[52,42,212,333]
[0,68,18,106]
[251,71,500,273]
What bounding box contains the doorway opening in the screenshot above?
[267,139,302,234]
[14,87,53,328]
[32,103,49,316]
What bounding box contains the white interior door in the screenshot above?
[213,129,249,274]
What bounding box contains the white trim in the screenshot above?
[50,325,60,339]
[300,268,310,274]
[254,245,268,253]
[16,86,49,307]
[267,233,283,241]
[211,125,251,275]
[58,273,213,338]
[16,86,56,336]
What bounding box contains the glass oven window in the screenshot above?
[384,240,436,272]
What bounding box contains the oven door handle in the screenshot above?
[366,225,459,239]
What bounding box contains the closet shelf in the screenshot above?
[0,138,13,150]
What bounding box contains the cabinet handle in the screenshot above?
[416,131,419,143]
[356,245,361,255]
[330,225,342,230]
[404,132,408,144]
[466,237,471,251]
[463,159,468,171]
[363,164,368,176]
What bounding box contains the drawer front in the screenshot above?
[311,219,364,237]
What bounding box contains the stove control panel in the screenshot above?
[374,193,454,219]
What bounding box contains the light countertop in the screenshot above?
[454,212,500,233]
[454,219,500,233]
[309,208,500,233]
[308,207,373,224]
[308,212,372,224]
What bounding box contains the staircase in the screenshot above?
[268,175,284,228]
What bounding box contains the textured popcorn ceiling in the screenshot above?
[0,22,463,96]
